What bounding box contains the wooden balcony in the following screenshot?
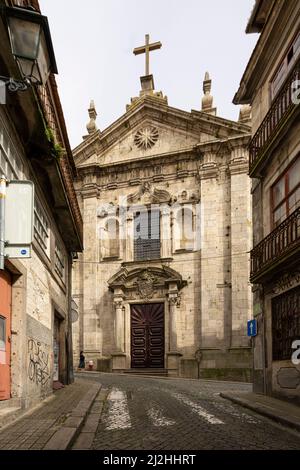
[250,207,300,283]
[249,58,300,177]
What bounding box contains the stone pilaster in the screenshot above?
[125,213,134,262]
[82,190,101,355]
[168,295,178,352]
[229,142,252,349]
[111,295,127,370]
[167,288,182,376]
[161,205,171,258]
[114,298,125,353]
[199,151,224,349]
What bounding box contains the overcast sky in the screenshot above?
[40,0,258,149]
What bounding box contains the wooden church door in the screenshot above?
[131,303,164,368]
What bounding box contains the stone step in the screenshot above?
[0,407,23,430]
[122,369,168,377]
[0,398,21,411]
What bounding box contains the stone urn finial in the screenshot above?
[86,100,98,134]
[201,72,216,115]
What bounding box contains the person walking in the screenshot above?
[79,350,85,369]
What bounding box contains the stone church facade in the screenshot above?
[72,72,253,380]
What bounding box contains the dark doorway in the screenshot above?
[53,315,61,382]
[131,303,164,368]
[0,270,12,400]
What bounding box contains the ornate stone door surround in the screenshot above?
[108,265,186,374]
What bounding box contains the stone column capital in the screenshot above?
[168,296,178,306]
[161,205,171,216]
[168,293,181,308]
[113,297,124,310]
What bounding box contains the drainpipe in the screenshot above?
[67,253,74,384]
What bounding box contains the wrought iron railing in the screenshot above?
[249,57,300,175]
[251,207,300,281]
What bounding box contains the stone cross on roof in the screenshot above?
[133,34,162,76]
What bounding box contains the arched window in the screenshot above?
[176,206,194,251]
[103,218,120,259]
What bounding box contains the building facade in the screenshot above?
[234,0,300,401]
[0,0,83,412]
[72,69,253,380]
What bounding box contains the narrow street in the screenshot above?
[74,374,300,450]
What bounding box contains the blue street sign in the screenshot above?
[247,319,257,337]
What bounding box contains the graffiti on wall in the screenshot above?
[28,338,50,387]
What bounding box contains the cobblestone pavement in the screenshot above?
[0,380,94,450]
[79,373,300,450]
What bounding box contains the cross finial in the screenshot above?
[133,34,162,76]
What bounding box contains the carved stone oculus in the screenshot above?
[134,127,159,150]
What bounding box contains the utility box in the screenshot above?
[5,180,34,259]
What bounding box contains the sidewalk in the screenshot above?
[220,391,300,432]
[0,378,101,450]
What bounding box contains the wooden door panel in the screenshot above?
[0,270,12,401]
[131,303,164,369]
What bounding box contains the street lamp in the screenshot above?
[0,5,58,91]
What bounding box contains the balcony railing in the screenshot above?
[250,207,300,282]
[249,58,300,176]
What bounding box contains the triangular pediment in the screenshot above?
[74,96,250,167]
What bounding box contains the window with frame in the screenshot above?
[34,199,50,255]
[272,156,300,227]
[134,208,160,261]
[0,316,5,351]
[271,31,300,100]
[54,242,65,280]
[272,285,300,361]
[0,117,24,180]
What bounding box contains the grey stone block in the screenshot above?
[72,432,95,450]
[64,416,84,428]
[81,415,100,433]
[97,358,112,373]
[44,427,77,450]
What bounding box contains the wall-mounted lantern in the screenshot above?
[0,5,58,92]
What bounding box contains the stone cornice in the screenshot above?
[77,147,198,174]
[75,136,250,188]
[80,184,101,199]
[76,135,251,176]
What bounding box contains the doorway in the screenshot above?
[53,315,61,382]
[131,303,164,368]
[0,270,12,400]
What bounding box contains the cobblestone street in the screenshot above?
[77,373,300,451]
[0,380,95,450]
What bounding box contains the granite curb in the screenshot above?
[220,392,300,433]
[72,388,109,450]
[43,382,102,450]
